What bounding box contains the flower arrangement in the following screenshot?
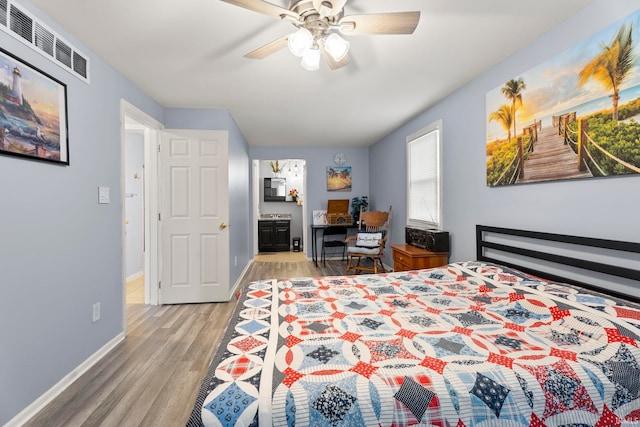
[289,188,302,204]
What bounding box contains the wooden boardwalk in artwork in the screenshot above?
[517,124,592,184]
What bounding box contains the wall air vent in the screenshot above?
[9,3,31,42]
[0,0,7,27]
[55,38,71,67]
[73,51,87,78]
[35,22,54,56]
[0,0,90,83]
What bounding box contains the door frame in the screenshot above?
[252,160,260,255]
[120,100,163,328]
[252,158,308,257]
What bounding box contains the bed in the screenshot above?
[187,225,640,426]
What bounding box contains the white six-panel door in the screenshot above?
[159,129,229,303]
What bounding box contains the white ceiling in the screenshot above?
[29,0,592,147]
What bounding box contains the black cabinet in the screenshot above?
[258,220,290,252]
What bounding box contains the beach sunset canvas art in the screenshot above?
[486,9,640,186]
[326,166,352,191]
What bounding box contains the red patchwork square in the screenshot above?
[420,356,447,374]
[284,314,298,323]
[231,336,265,353]
[550,306,571,320]
[397,328,418,339]
[452,326,472,336]
[504,322,525,332]
[248,289,270,299]
[510,292,525,302]
[285,335,303,347]
[340,332,362,342]
[614,306,640,321]
[488,352,514,369]
[605,328,637,346]
[350,361,379,379]
[282,367,304,387]
[550,347,577,361]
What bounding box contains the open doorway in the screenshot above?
[124,119,145,304]
[252,158,307,258]
[121,101,162,321]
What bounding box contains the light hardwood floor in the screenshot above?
[125,275,145,305]
[24,258,349,427]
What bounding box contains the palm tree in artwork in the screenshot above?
[489,104,514,144]
[501,78,526,141]
[578,23,636,122]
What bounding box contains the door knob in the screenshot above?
[220,222,228,229]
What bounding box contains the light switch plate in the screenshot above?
[98,186,110,204]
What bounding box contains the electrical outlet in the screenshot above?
[92,302,101,323]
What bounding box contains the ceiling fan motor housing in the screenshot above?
[290,0,342,36]
[288,0,345,17]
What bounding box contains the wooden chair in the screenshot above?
[345,206,392,275]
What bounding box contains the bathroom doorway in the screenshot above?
[252,158,307,258]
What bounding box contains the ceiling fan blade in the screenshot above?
[220,0,298,20]
[244,34,289,59]
[321,46,351,70]
[339,11,420,35]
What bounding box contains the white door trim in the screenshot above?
[252,159,260,256]
[252,159,308,257]
[120,100,163,332]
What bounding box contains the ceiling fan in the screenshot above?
[220,0,420,70]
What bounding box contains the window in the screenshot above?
[406,120,442,229]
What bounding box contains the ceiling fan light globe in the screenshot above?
[288,28,313,57]
[324,33,350,61]
[301,47,321,71]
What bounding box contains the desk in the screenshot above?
[311,224,358,266]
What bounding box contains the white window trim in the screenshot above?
[406,119,443,230]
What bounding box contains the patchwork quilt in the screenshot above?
[187,261,640,427]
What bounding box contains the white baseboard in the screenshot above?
[126,270,144,282]
[229,259,254,300]
[6,332,125,427]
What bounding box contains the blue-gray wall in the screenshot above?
[370,0,640,272]
[249,146,370,258]
[227,116,252,282]
[0,5,252,425]
[0,1,164,424]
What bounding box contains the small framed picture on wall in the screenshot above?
[326,166,352,192]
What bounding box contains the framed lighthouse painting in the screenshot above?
[0,47,69,165]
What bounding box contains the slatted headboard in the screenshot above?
[476,225,640,303]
